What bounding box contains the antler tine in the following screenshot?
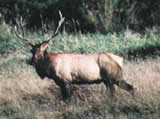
[15,17,26,40]
[20,16,25,38]
[54,11,65,35]
[47,10,65,42]
[15,17,35,46]
[14,25,25,40]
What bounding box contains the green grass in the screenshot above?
[49,31,160,56]
[0,24,160,59]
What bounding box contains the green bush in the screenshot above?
[0,24,16,54]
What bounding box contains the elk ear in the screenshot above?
[40,42,49,52]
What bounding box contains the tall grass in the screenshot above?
[0,58,160,119]
[0,24,160,118]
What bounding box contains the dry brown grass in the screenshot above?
[0,57,160,118]
[124,58,160,96]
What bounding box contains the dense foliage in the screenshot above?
[0,0,160,33]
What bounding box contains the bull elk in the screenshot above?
[15,11,135,100]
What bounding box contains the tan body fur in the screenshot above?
[33,49,135,99]
[45,52,121,83]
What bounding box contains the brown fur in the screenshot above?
[30,42,134,100]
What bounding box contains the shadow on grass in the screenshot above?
[123,43,160,60]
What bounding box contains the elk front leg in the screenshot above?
[53,78,70,100]
[58,81,70,100]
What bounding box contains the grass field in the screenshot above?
[0,24,160,118]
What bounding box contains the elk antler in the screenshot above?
[46,10,65,42]
[14,17,35,46]
[15,11,64,45]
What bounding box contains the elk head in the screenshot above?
[15,11,65,64]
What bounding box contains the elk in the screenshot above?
[15,11,135,100]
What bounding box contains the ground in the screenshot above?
[0,56,160,119]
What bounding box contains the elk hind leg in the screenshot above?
[103,79,115,97]
[115,80,135,98]
[115,70,135,99]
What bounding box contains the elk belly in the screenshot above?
[72,62,102,82]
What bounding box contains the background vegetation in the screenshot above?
[0,0,160,33]
[0,0,160,119]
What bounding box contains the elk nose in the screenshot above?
[35,54,43,61]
